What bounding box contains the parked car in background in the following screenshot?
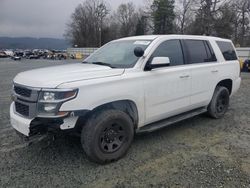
[11,51,24,61]
[57,53,67,60]
[0,51,8,58]
[11,55,21,61]
[28,54,39,59]
[14,51,24,57]
[23,51,33,59]
[4,50,14,57]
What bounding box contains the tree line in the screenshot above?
[64,0,250,47]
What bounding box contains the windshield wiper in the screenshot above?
[91,62,115,68]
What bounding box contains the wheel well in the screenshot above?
[217,79,232,95]
[76,100,139,132]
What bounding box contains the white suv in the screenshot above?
[10,35,241,163]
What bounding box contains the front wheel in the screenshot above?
[207,86,230,119]
[81,110,134,164]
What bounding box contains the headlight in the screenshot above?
[39,90,77,102]
[37,89,78,117]
[43,92,55,101]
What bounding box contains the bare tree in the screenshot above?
[95,3,109,46]
[116,2,138,37]
[134,8,150,35]
[175,0,194,33]
[199,0,222,35]
[214,2,236,38]
[65,0,109,47]
[233,0,250,46]
[186,0,229,35]
[64,0,250,47]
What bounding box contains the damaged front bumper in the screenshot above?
[10,102,79,139]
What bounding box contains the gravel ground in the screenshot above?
[0,58,250,188]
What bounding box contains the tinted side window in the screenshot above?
[216,41,238,61]
[184,40,214,64]
[150,40,184,66]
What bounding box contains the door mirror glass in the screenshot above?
[134,47,144,57]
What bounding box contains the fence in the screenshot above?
[67,48,98,59]
[236,48,250,60]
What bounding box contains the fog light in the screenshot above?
[44,104,57,112]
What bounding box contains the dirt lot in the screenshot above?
[0,58,250,188]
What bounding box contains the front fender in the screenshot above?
[58,77,145,126]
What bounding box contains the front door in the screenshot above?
[143,39,192,124]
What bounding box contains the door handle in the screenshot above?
[211,70,219,73]
[179,75,190,79]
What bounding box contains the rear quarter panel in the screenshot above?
[210,39,241,97]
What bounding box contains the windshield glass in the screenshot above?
[84,40,152,68]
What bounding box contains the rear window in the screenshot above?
[216,41,238,61]
[184,40,217,64]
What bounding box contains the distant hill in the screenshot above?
[0,37,70,50]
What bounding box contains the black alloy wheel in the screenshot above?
[207,86,230,119]
[81,110,134,164]
[99,121,126,153]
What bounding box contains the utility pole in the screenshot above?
[99,17,102,47]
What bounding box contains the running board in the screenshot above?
[137,107,207,134]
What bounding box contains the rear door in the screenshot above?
[182,39,219,108]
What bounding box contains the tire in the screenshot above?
[81,110,134,164]
[207,86,230,119]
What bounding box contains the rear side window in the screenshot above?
[216,41,238,61]
[150,39,184,66]
[184,40,217,64]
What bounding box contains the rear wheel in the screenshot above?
[81,110,134,164]
[207,86,230,119]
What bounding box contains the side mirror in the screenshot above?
[134,47,144,57]
[148,57,170,70]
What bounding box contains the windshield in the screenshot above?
[84,40,152,68]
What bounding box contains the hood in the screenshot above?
[14,63,125,88]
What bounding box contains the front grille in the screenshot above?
[15,102,29,117]
[14,86,32,98]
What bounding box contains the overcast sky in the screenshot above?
[0,0,145,39]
